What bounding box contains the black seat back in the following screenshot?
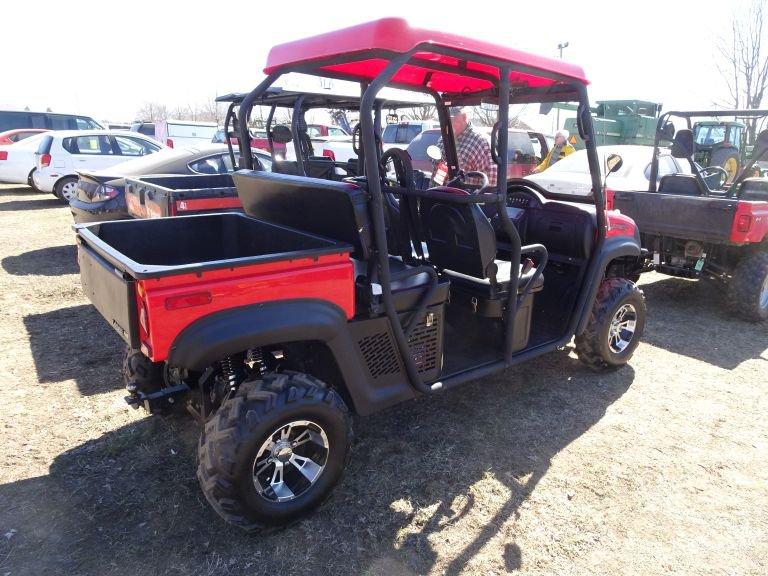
[658,174,706,196]
[419,187,498,279]
[233,170,372,259]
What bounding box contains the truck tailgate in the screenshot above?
[77,240,139,347]
[613,191,738,243]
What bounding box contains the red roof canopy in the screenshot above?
[265,18,588,95]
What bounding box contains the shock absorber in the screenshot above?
[246,348,265,375]
[220,356,238,392]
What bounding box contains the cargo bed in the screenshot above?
[75,213,355,360]
[125,174,242,219]
[612,190,738,243]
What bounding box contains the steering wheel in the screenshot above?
[699,165,729,189]
[443,169,491,192]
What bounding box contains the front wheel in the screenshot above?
[197,371,352,532]
[576,278,646,371]
[727,252,768,322]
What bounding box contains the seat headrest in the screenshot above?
[671,129,694,158]
[270,125,292,144]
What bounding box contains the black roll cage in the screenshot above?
[234,44,605,395]
[648,109,768,195]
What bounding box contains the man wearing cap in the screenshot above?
[436,106,497,188]
[532,129,575,173]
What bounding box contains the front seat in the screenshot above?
[419,187,543,317]
[661,129,710,196]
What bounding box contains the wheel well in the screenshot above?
[53,174,77,192]
[279,340,354,411]
[604,255,643,279]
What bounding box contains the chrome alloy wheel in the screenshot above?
[252,420,329,502]
[608,303,637,353]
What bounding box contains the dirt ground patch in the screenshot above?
[0,184,766,576]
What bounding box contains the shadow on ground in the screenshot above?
[0,351,634,576]
[23,304,124,396]
[640,275,767,369]
[0,197,63,211]
[2,245,78,276]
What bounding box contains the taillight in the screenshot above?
[166,138,174,148]
[94,184,120,201]
[606,211,636,238]
[165,291,212,310]
[736,213,752,233]
[0,151,7,161]
[322,148,336,161]
[604,187,615,210]
[39,153,52,168]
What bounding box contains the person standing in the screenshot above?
[532,129,575,173]
[436,106,497,188]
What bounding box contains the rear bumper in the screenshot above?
[32,170,56,193]
[70,197,129,224]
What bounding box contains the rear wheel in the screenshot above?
[26,170,41,192]
[197,371,352,532]
[711,148,740,182]
[576,278,646,371]
[727,252,768,322]
[54,176,78,203]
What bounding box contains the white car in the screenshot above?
[33,130,165,201]
[0,133,48,188]
[525,145,691,196]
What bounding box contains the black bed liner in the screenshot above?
[74,212,352,280]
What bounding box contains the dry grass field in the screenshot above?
[0,183,766,575]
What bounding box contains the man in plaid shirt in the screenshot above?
[435,106,497,188]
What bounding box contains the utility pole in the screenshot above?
[556,42,569,131]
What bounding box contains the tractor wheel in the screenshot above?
[197,371,352,532]
[575,278,646,372]
[727,252,768,322]
[711,148,740,182]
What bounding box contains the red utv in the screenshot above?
[75,18,646,531]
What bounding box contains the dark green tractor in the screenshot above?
[692,121,745,181]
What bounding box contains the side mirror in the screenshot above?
[539,102,554,115]
[606,153,623,174]
[658,121,675,141]
[426,145,442,161]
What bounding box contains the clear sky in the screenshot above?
[1,0,750,124]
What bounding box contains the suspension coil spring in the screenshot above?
[220,356,238,391]
[246,348,265,375]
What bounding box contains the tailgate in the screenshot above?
[77,239,139,347]
[613,191,738,242]
[126,174,240,219]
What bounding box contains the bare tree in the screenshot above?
[401,105,437,121]
[469,106,529,129]
[717,0,768,143]
[136,102,168,122]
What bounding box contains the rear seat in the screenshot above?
[232,170,449,313]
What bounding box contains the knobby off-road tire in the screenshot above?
[122,346,164,392]
[198,371,352,532]
[727,252,768,322]
[576,278,646,371]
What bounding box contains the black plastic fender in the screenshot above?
[167,299,372,412]
[576,236,642,335]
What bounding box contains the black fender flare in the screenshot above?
[167,299,371,411]
[576,237,642,335]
